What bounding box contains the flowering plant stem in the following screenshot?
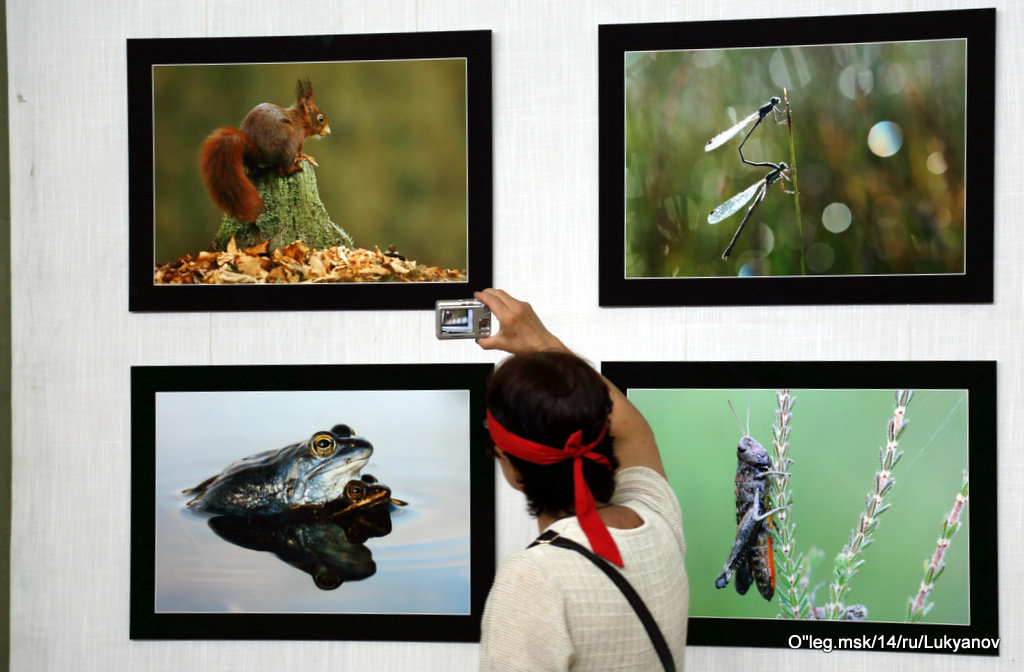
[769,389,809,618]
[907,471,969,622]
[824,389,913,620]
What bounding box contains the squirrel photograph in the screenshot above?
[199,78,331,223]
[149,58,467,272]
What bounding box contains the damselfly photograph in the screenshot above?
[598,9,994,306]
[130,363,494,642]
[601,361,998,653]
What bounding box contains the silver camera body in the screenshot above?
[435,299,491,339]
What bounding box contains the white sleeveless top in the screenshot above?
[480,466,689,671]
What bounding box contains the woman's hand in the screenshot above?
[475,288,666,476]
[473,289,567,355]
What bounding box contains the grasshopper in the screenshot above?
[714,400,789,601]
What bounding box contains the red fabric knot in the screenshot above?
[486,409,623,567]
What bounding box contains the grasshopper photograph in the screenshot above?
[601,360,997,652]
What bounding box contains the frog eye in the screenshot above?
[346,483,366,500]
[311,433,336,457]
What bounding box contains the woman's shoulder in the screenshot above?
[612,466,684,542]
[614,465,676,503]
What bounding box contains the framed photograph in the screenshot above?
[130,363,495,641]
[128,30,492,312]
[602,360,998,653]
[599,9,994,306]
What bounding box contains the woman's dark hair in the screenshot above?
[486,350,618,517]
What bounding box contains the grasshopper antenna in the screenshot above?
[727,400,746,438]
[746,395,751,435]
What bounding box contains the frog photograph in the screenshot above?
[131,363,494,642]
[600,360,998,653]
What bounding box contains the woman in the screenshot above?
[474,289,688,671]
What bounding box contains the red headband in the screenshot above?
[486,409,622,567]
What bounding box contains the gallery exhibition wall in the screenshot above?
[7,0,1022,670]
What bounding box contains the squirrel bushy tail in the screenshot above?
[199,128,264,223]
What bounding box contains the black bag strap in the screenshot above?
[529,529,676,672]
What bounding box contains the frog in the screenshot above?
[184,424,373,516]
[327,474,407,516]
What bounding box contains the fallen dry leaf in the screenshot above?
[154,237,467,285]
[244,241,270,256]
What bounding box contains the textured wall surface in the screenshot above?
[8,1,1021,670]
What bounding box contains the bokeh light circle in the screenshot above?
[927,151,948,175]
[867,121,903,157]
[822,202,853,234]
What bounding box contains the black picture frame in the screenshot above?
[601,360,998,654]
[130,363,495,641]
[599,9,995,306]
[128,30,492,312]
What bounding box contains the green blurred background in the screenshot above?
[625,38,966,277]
[629,388,970,624]
[152,59,468,268]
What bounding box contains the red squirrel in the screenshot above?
[199,78,330,223]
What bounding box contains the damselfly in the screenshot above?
[709,162,791,260]
[705,97,783,167]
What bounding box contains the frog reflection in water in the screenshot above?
[206,480,401,590]
[185,424,374,516]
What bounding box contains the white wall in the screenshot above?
[8,1,1021,670]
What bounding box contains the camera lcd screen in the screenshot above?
[440,308,473,334]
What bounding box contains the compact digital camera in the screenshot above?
[435,299,491,339]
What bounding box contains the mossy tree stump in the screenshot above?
[212,159,353,252]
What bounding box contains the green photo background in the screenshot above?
[629,387,969,623]
[625,38,966,277]
[152,59,468,268]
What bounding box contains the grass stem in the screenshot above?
[783,89,805,275]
